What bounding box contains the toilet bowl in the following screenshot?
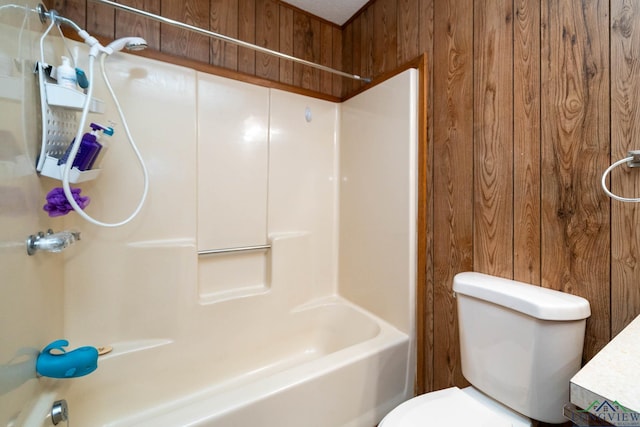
[379,387,531,427]
[380,272,591,426]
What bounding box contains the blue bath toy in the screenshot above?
[36,339,98,379]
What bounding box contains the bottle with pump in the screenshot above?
[56,56,77,90]
[58,123,114,171]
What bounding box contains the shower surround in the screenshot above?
[2,14,418,425]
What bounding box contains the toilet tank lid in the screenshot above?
[453,272,591,321]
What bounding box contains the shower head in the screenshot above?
[105,37,148,54]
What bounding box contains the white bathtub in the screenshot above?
[53,297,412,427]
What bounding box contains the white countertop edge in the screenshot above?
[570,314,640,425]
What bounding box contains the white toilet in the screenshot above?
[381,272,591,426]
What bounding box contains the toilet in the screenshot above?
[381,272,591,426]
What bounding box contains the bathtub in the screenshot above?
[46,297,412,427]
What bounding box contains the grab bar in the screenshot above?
[198,244,271,256]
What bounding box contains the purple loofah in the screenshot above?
[43,187,90,217]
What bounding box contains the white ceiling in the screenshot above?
[285,0,369,25]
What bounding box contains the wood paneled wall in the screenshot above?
[50,0,344,97]
[343,0,640,395]
[50,0,640,399]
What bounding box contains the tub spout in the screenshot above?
[26,229,80,255]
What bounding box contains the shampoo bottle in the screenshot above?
[58,123,113,171]
[86,124,113,169]
[56,56,77,90]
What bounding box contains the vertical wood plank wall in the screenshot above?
[50,0,640,396]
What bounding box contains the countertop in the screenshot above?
[570,314,640,426]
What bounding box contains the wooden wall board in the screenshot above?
[255,0,279,81]
[237,0,255,74]
[513,0,541,285]
[331,26,343,98]
[86,0,114,37]
[160,0,210,62]
[397,0,419,66]
[210,0,239,70]
[431,0,474,391]
[292,11,319,91]
[540,0,611,362]
[116,0,161,51]
[278,5,294,86]
[416,0,434,397]
[373,0,397,76]
[473,0,514,278]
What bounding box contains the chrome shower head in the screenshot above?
[125,39,148,51]
[105,37,148,54]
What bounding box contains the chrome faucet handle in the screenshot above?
[26,229,81,255]
[44,230,80,252]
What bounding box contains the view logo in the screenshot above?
[577,400,640,426]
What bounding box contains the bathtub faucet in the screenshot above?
[26,229,81,255]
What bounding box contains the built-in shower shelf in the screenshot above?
[44,82,105,112]
[39,155,101,183]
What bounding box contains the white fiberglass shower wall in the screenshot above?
[0,11,419,424]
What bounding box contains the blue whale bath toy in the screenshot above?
[36,339,98,378]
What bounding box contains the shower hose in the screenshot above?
[61,48,149,227]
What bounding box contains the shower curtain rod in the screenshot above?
[88,0,371,83]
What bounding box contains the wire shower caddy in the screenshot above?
[35,8,104,183]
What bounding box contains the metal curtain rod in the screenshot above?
[88,0,371,83]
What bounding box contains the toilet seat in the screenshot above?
[379,387,532,427]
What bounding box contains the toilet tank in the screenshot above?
[453,272,591,424]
